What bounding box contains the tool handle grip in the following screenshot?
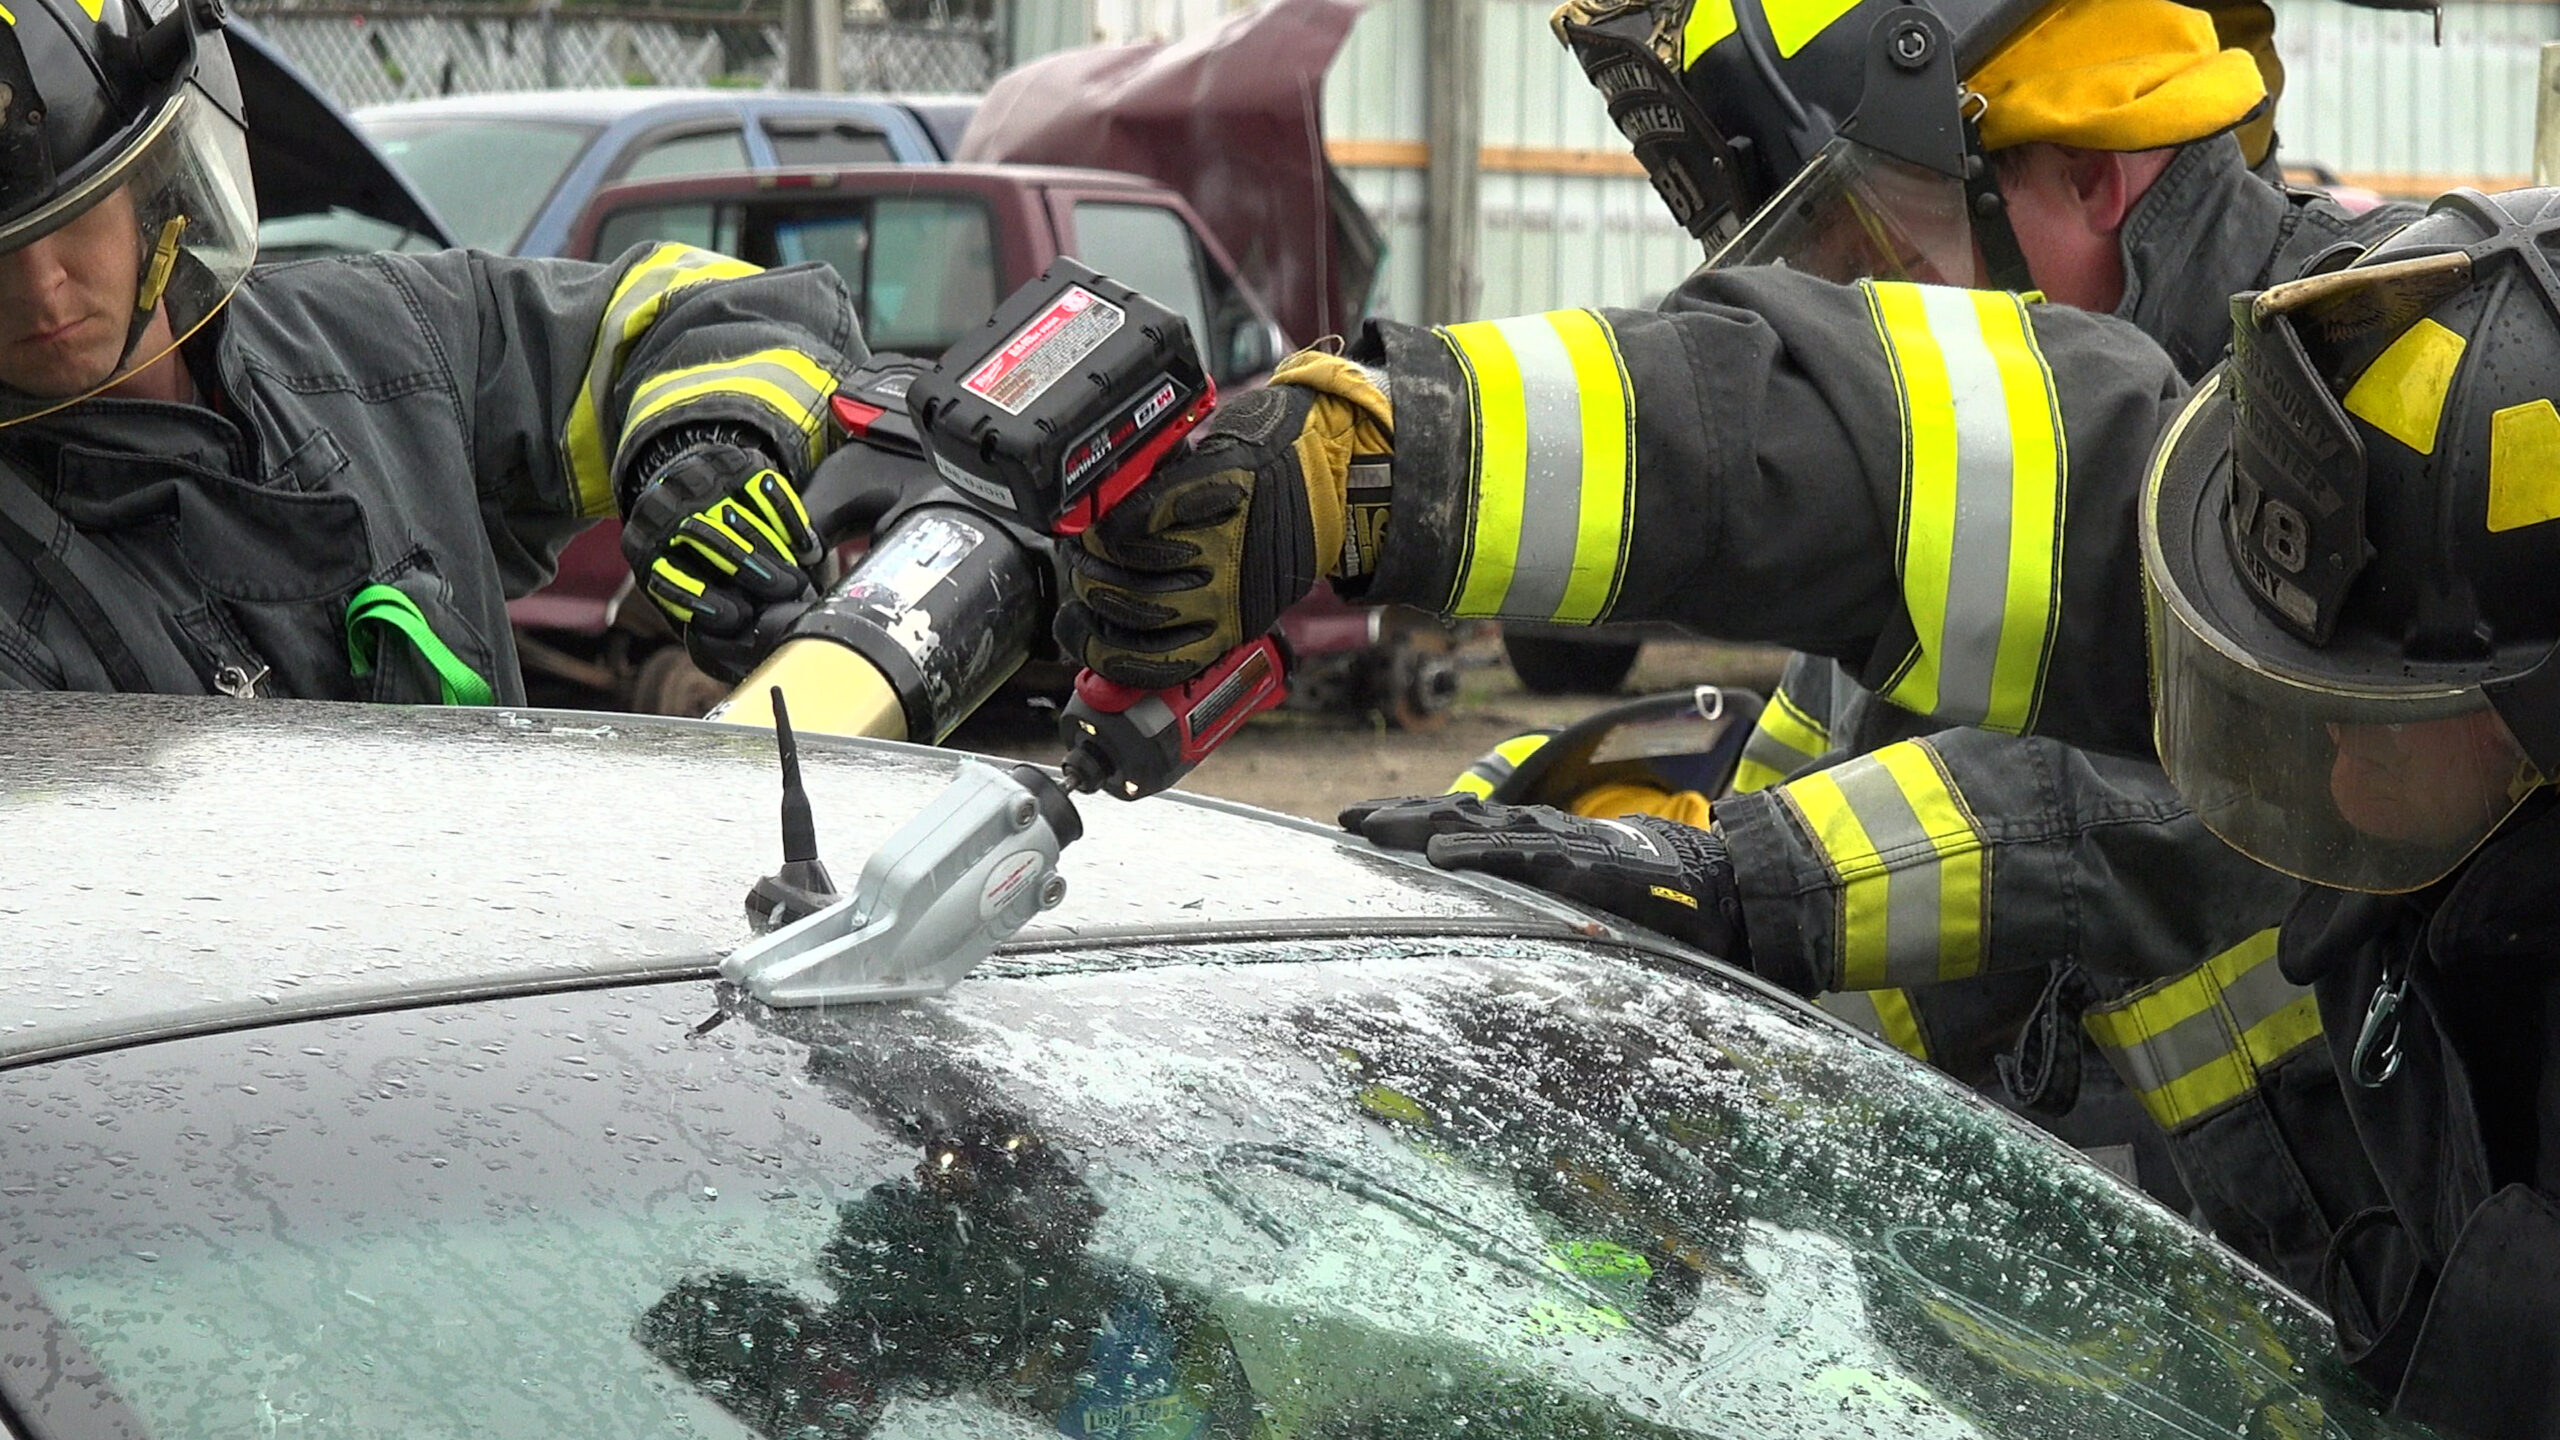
[1061,636,1288,799]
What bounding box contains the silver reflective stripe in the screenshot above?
[1827,756,1945,990]
[1917,285,2020,727]
[1495,314,1588,622]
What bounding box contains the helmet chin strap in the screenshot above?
[115,213,188,374]
[1960,109,2037,293]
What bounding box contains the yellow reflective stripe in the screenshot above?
[1450,773,1496,799]
[1553,310,1634,623]
[1863,282,2066,734]
[1820,989,1931,1061]
[1871,987,1928,1060]
[563,243,761,518]
[2082,928,2321,1132]
[1979,296,2065,727]
[626,348,837,469]
[1733,684,1832,794]
[1778,739,1986,990]
[1440,311,1635,623]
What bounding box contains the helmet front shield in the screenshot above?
[1708,136,1987,286]
[2144,375,2545,894]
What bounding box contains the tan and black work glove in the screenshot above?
[1341,794,1750,967]
[621,432,825,682]
[1055,350,1392,691]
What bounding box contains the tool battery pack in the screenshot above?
[907,258,1212,535]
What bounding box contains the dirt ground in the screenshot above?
[946,636,1791,823]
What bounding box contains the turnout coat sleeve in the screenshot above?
[247,244,863,600]
[1356,266,2188,760]
[1711,726,2300,998]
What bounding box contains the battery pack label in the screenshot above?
[1061,373,1185,500]
[963,285,1125,415]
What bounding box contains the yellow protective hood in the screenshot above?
[1967,0,2269,152]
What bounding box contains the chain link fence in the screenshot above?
[238,5,999,108]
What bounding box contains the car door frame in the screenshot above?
[1043,182,1291,386]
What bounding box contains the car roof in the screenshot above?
[354,89,910,125]
[0,694,1621,1069]
[585,162,1171,205]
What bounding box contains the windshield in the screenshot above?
[361,115,600,253]
[590,194,1000,358]
[0,938,2414,1439]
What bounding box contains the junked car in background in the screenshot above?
[353,88,959,256]
[232,20,458,259]
[0,692,2421,1440]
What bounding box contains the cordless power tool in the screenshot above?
[908,258,1290,802]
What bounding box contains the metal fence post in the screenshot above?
[1421,0,1481,325]
[785,0,842,89]
[2537,42,2560,187]
[538,0,559,87]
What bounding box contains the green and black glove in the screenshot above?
[1056,350,1392,691]
[1340,794,1750,963]
[620,430,824,681]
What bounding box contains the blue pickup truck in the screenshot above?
[351,89,970,255]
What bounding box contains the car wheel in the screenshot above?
[1501,629,1640,695]
[630,645,730,718]
[1388,646,1460,731]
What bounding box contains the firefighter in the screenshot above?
[1442,0,2425,1286]
[2136,187,2560,1437]
[1063,0,2406,1289]
[0,0,849,699]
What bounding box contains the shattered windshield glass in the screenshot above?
[0,938,2415,1439]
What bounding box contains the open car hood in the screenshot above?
[232,20,455,246]
[957,0,1381,343]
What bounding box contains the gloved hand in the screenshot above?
[621,437,824,681]
[1055,350,1392,691]
[1340,794,1749,962]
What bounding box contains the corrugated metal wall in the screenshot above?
[2269,0,2556,190]
[1018,0,2560,320]
[1324,0,1704,321]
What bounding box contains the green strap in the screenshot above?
[345,583,495,706]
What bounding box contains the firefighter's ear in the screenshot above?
[2060,144,2173,237]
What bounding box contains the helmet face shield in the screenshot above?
[1708,138,1986,287]
[0,83,254,426]
[2144,377,2546,893]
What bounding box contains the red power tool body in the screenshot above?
[907,259,1289,800]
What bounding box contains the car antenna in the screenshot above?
[746,687,840,932]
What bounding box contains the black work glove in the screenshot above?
[621,436,824,681]
[1054,384,1324,692]
[1340,794,1749,963]
[1055,351,1391,691]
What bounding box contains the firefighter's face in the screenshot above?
[0,188,143,399]
[2327,712,2530,847]
[1994,144,2177,312]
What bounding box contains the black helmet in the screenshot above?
[1556,0,2276,290]
[0,0,254,424]
[1551,0,2046,263]
[2144,187,2560,892]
